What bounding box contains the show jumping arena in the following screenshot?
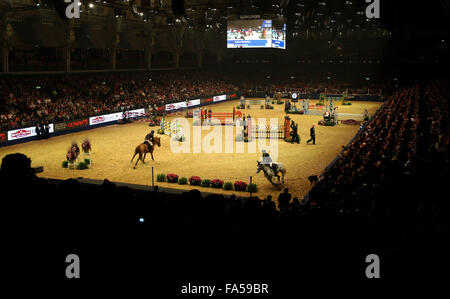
[0,98,382,200]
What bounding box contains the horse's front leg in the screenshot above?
[143,153,147,163]
[276,174,280,182]
[282,172,285,184]
[151,151,154,161]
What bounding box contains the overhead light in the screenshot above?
[89,3,94,8]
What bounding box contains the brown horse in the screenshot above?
[131,136,161,168]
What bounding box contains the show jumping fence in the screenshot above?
[239,97,270,109]
[335,113,365,121]
[302,98,335,115]
[159,118,180,136]
[195,107,242,125]
[248,117,290,140]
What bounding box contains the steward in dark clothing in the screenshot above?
[307,125,316,145]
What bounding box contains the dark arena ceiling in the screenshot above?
[0,0,448,75]
[1,0,447,38]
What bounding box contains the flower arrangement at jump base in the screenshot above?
[166,173,179,183]
[233,181,248,191]
[154,173,257,193]
[156,173,166,182]
[211,179,224,189]
[189,176,202,186]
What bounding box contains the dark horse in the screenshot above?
[131,136,161,168]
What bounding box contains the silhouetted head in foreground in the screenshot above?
[0,153,34,183]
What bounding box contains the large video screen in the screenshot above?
[272,22,286,49]
[227,19,275,48]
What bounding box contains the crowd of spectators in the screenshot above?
[0,71,238,131]
[0,70,390,132]
[310,80,449,273]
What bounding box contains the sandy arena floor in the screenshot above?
[0,99,382,200]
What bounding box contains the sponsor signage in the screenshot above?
[165,101,187,111]
[187,99,201,107]
[54,118,89,132]
[89,114,119,125]
[213,95,227,102]
[227,93,237,99]
[8,124,54,141]
[0,132,7,143]
[89,109,145,125]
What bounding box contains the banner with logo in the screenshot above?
[89,112,122,125]
[8,124,54,141]
[165,101,187,111]
[54,118,89,132]
[125,108,146,118]
[213,95,227,102]
[89,109,145,125]
[187,99,201,107]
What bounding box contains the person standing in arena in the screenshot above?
[290,120,300,144]
[45,121,50,138]
[35,123,41,140]
[306,125,316,145]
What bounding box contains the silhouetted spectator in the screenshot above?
[278,188,291,210]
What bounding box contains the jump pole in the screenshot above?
[152,166,154,189]
[250,176,253,197]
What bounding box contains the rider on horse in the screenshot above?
[144,130,155,151]
[71,142,80,158]
[261,149,278,173]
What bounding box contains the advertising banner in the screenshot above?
[8,124,54,141]
[213,95,227,102]
[165,101,187,111]
[187,99,201,107]
[54,118,89,132]
[89,109,145,125]
[89,112,122,125]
